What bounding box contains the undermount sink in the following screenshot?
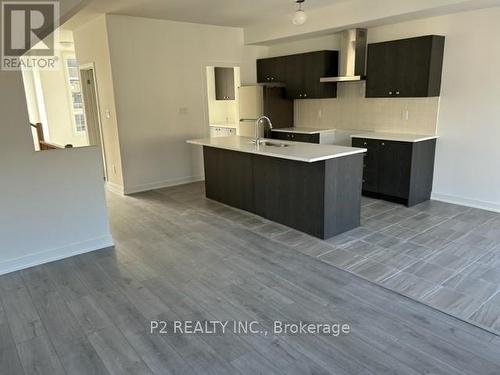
[260,141,290,148]
[250,140,290,148]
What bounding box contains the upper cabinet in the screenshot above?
[257,57,285,83]
[257,51,339,99]
[366,35,445,98]
[214,67,235,100]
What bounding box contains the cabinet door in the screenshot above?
[257,58,283,83]
[214,67,234,100]
[224,68,235,100]
[394,37,432,97]
[283,54,304,99]
[366,41,397,98]
[291,133,320,143]
[271,132,319,143]
[270,131,289,141]
[395,36,444,97]
[377,140,412,198]
[302,51,338,99]
[366,36,444,98]
[257,59,271,83]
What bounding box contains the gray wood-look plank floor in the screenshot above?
[1,181,500,375]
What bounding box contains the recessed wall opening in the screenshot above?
[205,65,241,138]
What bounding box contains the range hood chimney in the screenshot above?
[321,28,367,83]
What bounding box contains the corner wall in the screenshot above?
[0,71,112,276]
[73,15,125,193]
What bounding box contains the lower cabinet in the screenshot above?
[352,137,436,207]
[270,131,320,144]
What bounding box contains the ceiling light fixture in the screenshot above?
[292,0,307,26]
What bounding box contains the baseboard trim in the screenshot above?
[432,192,500,213]
[124,175,204,195]
[106,181,125,195]
[0,235,114,276]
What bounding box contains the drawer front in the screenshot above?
[352,138,379,193]
[271,131,320,144]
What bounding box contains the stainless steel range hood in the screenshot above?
[320,28,367,83]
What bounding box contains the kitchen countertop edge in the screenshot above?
[351,132,439,143]
[187,136,367,163]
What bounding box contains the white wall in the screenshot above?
[267,34,339,57]
[73,15,125,193]
[0,70,112,276]
[104,15,267,194]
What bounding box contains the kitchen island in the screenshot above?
[187,136,367,239]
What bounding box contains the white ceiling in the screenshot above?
[64,0,351,30]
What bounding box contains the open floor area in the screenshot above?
[1,182,500,375]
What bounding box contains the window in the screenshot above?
[65,58,86,133]
[75,113,86,132]
[72,92,83,109]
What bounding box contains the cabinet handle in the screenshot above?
[381,142,385,146]
[291,134,295,138]
[389,91,393,95]
[396,91,400,95]
[304,93,307,97]
[363,142,367,146]
[299,94,303,98]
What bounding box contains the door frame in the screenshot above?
[79,62,108,181]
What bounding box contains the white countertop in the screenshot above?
[271,127,336,134]
[351,132,438,143]
[187,136,367,163]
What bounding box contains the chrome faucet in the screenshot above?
[254,116,273,145]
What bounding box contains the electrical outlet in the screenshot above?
[179,107,189,115]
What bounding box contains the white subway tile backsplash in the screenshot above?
[295,82,439,135]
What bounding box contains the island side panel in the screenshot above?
[203,146,255,212]
[408,139,436,207]
[323,154,364,238]
[252,155,326,238]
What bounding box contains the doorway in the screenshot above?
[80,65,108,180]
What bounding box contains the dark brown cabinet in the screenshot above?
[270,131,320,144]
[214,67,235,100]
[257,51,339,99]
[366,35,445,98]
[352,137,436,207]
[257,57,285,83]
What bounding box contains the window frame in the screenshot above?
[63,55,87,134]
